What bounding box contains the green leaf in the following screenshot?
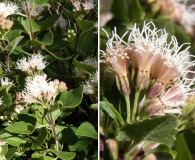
[19,17,41,36]
[3,30,21,42]
[50,109,61,122]
[100,100,125,126]
[42,156,55,160]
[5,147,17,160]
[77,19,95,31]
[146,144,177,159]
[0,144,8,157]
[4,36,24,54]
[0,88,12,111]
[69,139,93,151]
[76,122,98,139]
[24,31,53,47]
[48,101,59,113]
[42,149,75,160]
[42,30,53,45]
[17,114,37,126]
[0,132,24,146]
[60,86,83,108]
[117,114,178,147]
[52,150,75,160]
[32,127,48,149]
[174,134,192,160]
[73,59,97,74]
[63,8,75,23]
[38,14,60,31]
[72,30,94,55]
[90,103,98,110]
[111,0,144,22]
[5,122,35,134]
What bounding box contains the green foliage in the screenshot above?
[117,114,178,147]
[0,0,97,159]
[60,86,83,108]
[174,134,192,160]
[112,0,144,22]
[100,100,125,126]
[76,122,98,139]
[101,0,195,159]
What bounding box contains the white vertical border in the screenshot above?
[97,0,100,159]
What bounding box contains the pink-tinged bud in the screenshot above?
[115,75,130,95]
[0,19,13,30]
[126,42,157,90]
[58,81,67,92]
[148,81,164,98]
[143,98,163,116]
[144,82,191,117]
[101,28,131,95]
[135,69,150,90]
[149,52,182,98]
[54,79,60,89]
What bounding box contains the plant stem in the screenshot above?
[49,113,60,151]
[124,142,138,159]
[132,89,140,121]
[124,94,131,124]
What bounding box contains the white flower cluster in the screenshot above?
[84,71,98,95]
[0,2,18,30]
[0,2,18,21]
[71,0,96,11]
[102,21,195,116]
[21,74,56,104]
[16,53,47,74]
[21,74,68,104]
[0,77,13,86]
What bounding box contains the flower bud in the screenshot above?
[58,81,67,92]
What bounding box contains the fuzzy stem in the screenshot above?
[132,89,140,121]
[124,94,131,124]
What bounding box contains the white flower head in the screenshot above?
[57,16,68,29]
[0,2,18,21]
[28,54,47,70]
[21,74,56,104]
[84,71,98,95]
[83,57,98,67]
[82,0,96,10]
[101,27,130,78]
[0,77,13,86]
[71,0,82,11]
[16,53,47,73]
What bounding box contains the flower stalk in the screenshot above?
[124,94,131,124]
[131,89,140,121]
